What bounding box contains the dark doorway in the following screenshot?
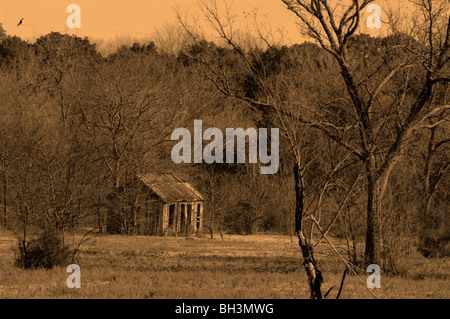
[180,204,186,233]
[168,204,175,229]
[187,204,192,233]
[196,204,201,230]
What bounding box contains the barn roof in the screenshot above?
[138,173,204,203]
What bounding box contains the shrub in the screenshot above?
[15,229,73,269]
[418,228,450,258]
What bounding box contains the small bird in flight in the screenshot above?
[17,18,24,26]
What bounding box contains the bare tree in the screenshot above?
[176,0,361,298]
[177,0,449,297]
[152,23,191,56]
[279,0,449,265]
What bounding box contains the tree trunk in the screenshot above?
[294,163,323,299]
[97,207,102,234]
[97,189,103,233]
[365,155,399,267]
[3,167,7,228]
[210,208,215,239]
[364,160,381,266]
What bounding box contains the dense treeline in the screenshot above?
[0,17,448,273]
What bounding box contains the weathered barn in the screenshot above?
[137,173,204,236]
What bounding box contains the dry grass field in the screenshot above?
[0,229,448,299]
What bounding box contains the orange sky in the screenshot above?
[0,1,397,45]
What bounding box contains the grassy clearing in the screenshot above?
[0,230,448,299]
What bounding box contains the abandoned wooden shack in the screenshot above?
[105,173,204,236]
[136,173,204,236]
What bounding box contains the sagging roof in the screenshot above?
[138,173,204,203]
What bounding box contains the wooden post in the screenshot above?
[162,204,168,236]
[187,203,192,234]
[183,204,188,236]
[173,203,176,233]
[199,202,204,233]
[146,200,150,235]
[176,203,182,235]
[192,203,198,233]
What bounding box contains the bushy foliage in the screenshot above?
[418,229,450,258]
[0,23,6,41]
[15,229,73,270]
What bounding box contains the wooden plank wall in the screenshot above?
[161,201,204,236]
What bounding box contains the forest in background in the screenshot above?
[0,0,448,280]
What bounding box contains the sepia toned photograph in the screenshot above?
[0,0,448,306]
